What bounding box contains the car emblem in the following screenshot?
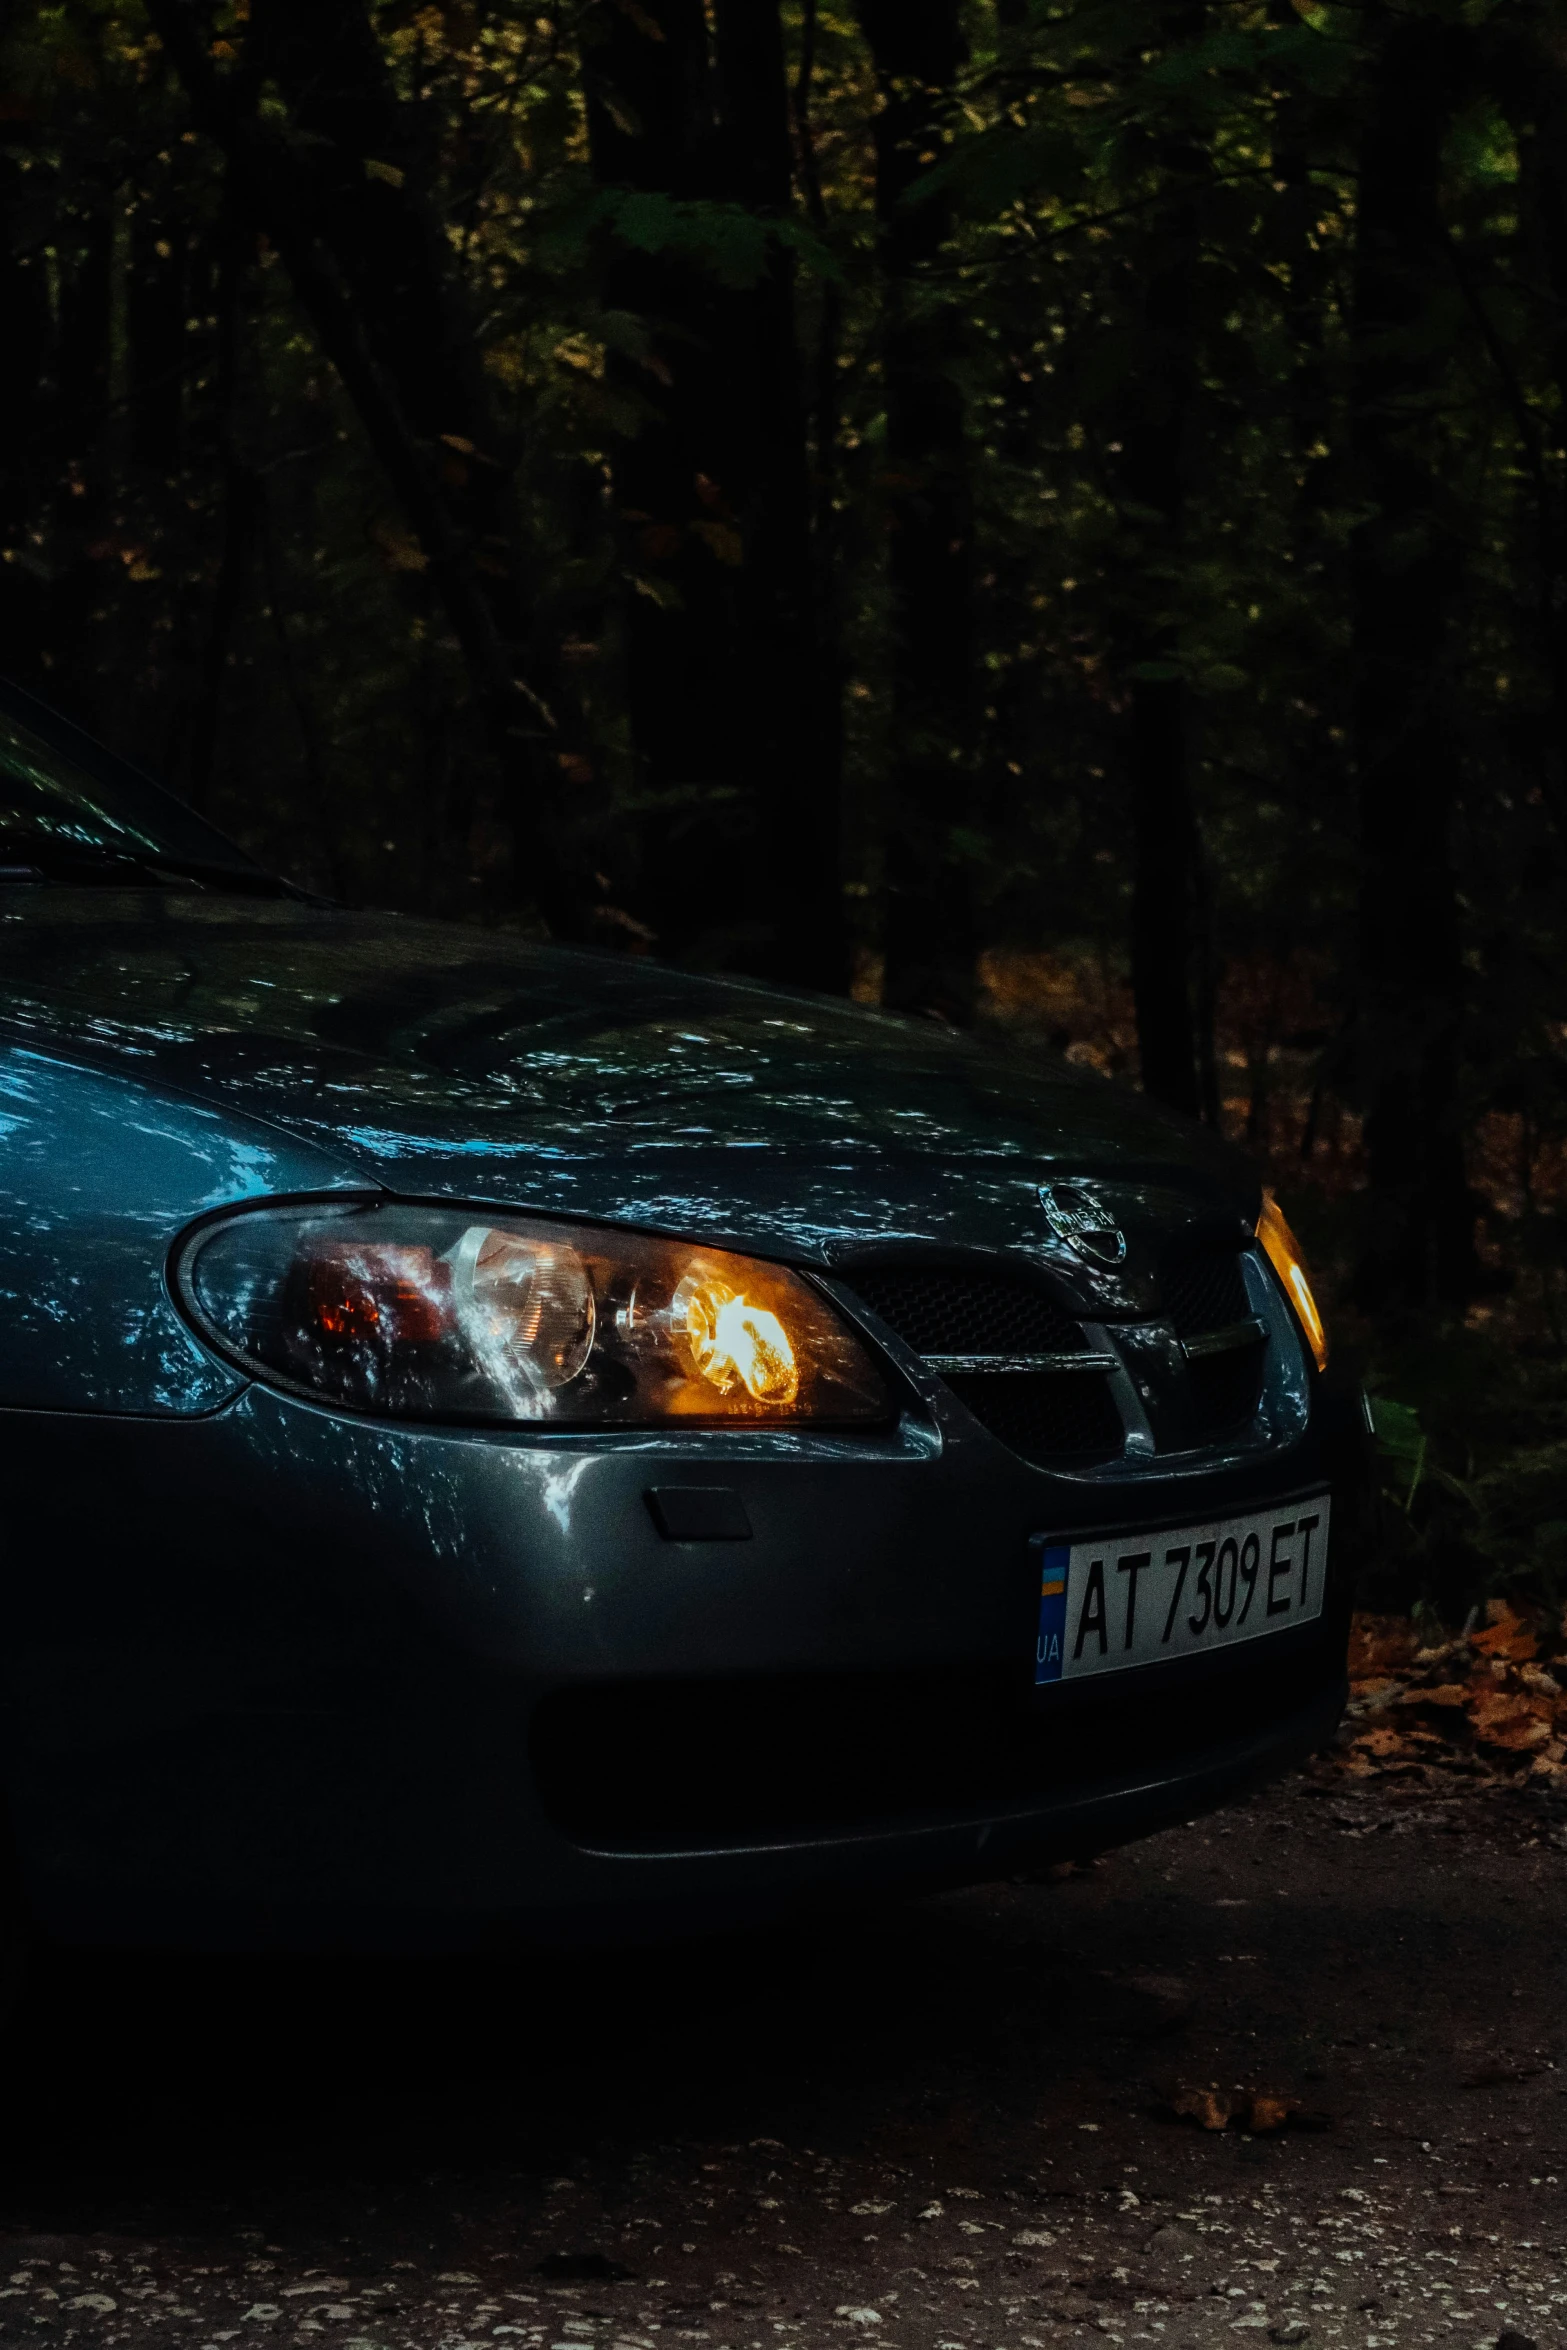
[1037,1180,1127,1268]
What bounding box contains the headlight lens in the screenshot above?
[1255,1191,1329,1372]
[175,1202,890,1426]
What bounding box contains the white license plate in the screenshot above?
[1033,1493,1329,1685]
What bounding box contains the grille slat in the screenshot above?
[844,1265,1085,1358]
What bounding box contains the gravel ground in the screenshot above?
[2,1761,1565,2350]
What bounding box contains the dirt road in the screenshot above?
[2,1761,1564,2350]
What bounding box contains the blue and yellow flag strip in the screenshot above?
[1035,1541,1070,1685]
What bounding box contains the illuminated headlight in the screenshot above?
[1255,1191,1329,1373]
[173,1202,891,1426]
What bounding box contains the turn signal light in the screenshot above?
[1256,1192,1329,1373]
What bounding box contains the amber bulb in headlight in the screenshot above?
[1256,1192,1328,1372]
[672,1269,800,1406]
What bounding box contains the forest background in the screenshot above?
[3,0,1566,1624]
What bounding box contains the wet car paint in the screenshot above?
[0,888,1364,1950]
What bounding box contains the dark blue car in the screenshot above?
[0,677,1364,1959]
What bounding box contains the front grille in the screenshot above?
[842,1264,1114,1467]
[843,1265,1084,1356]
[844,1248,1270,1467]
[941,1369,1124,1466]
[530,1642,1342,1851]
[1161,1244,1250,1338]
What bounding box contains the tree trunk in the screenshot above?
[186,213,259,816]
[715,0,847,992]
[1113,14,1207,1120]
[0,152,61,692]
[142,0,585,926]
[127,199,188,480]
[790,0,851,977]
[1486,19,1567,835]
[1349,12,1478,1310]
[857,0,977,1024]
[41,199,114,724]
[584,0,845,987]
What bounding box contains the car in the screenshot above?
[0,673,1366,1961]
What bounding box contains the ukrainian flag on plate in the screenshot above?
[1034,1542,1071,1684]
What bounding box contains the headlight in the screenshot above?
[1255,1191,1329,1372]
[173,1202,891,1426]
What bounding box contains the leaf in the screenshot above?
[1169,2084,1231,2131]
[1370,1397,1427,1508]
[690,519,744,566]
[1470,1603,1538,1663]
[369,520,428,573]
[1245,2093,1294,2133]
[364,158,405,188]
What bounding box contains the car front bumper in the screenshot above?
[0,1381,1365,1952]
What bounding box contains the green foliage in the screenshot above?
[1362,1348,1567,1625]
[539,189,841,289]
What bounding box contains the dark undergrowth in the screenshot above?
[1351,1310,1567,1632]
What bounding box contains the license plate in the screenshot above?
[1033,1493,1329,1685]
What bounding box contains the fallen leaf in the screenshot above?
[1168,2084,1231,2131]
[1350,1726,1410,1760]
[1471,1604,1538,1663]
[1245,2093,1294,2133]
[1348,1614,1421,1677]
[1469,1690,1553,1750]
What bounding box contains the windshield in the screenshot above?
[0,681,277,886]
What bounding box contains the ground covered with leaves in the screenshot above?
[1345,1604,1567,1784]
[1,1705,1564,2350]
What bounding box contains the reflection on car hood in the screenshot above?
[0,893,1254,1269]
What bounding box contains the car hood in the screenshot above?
[0,892,1254,1288]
